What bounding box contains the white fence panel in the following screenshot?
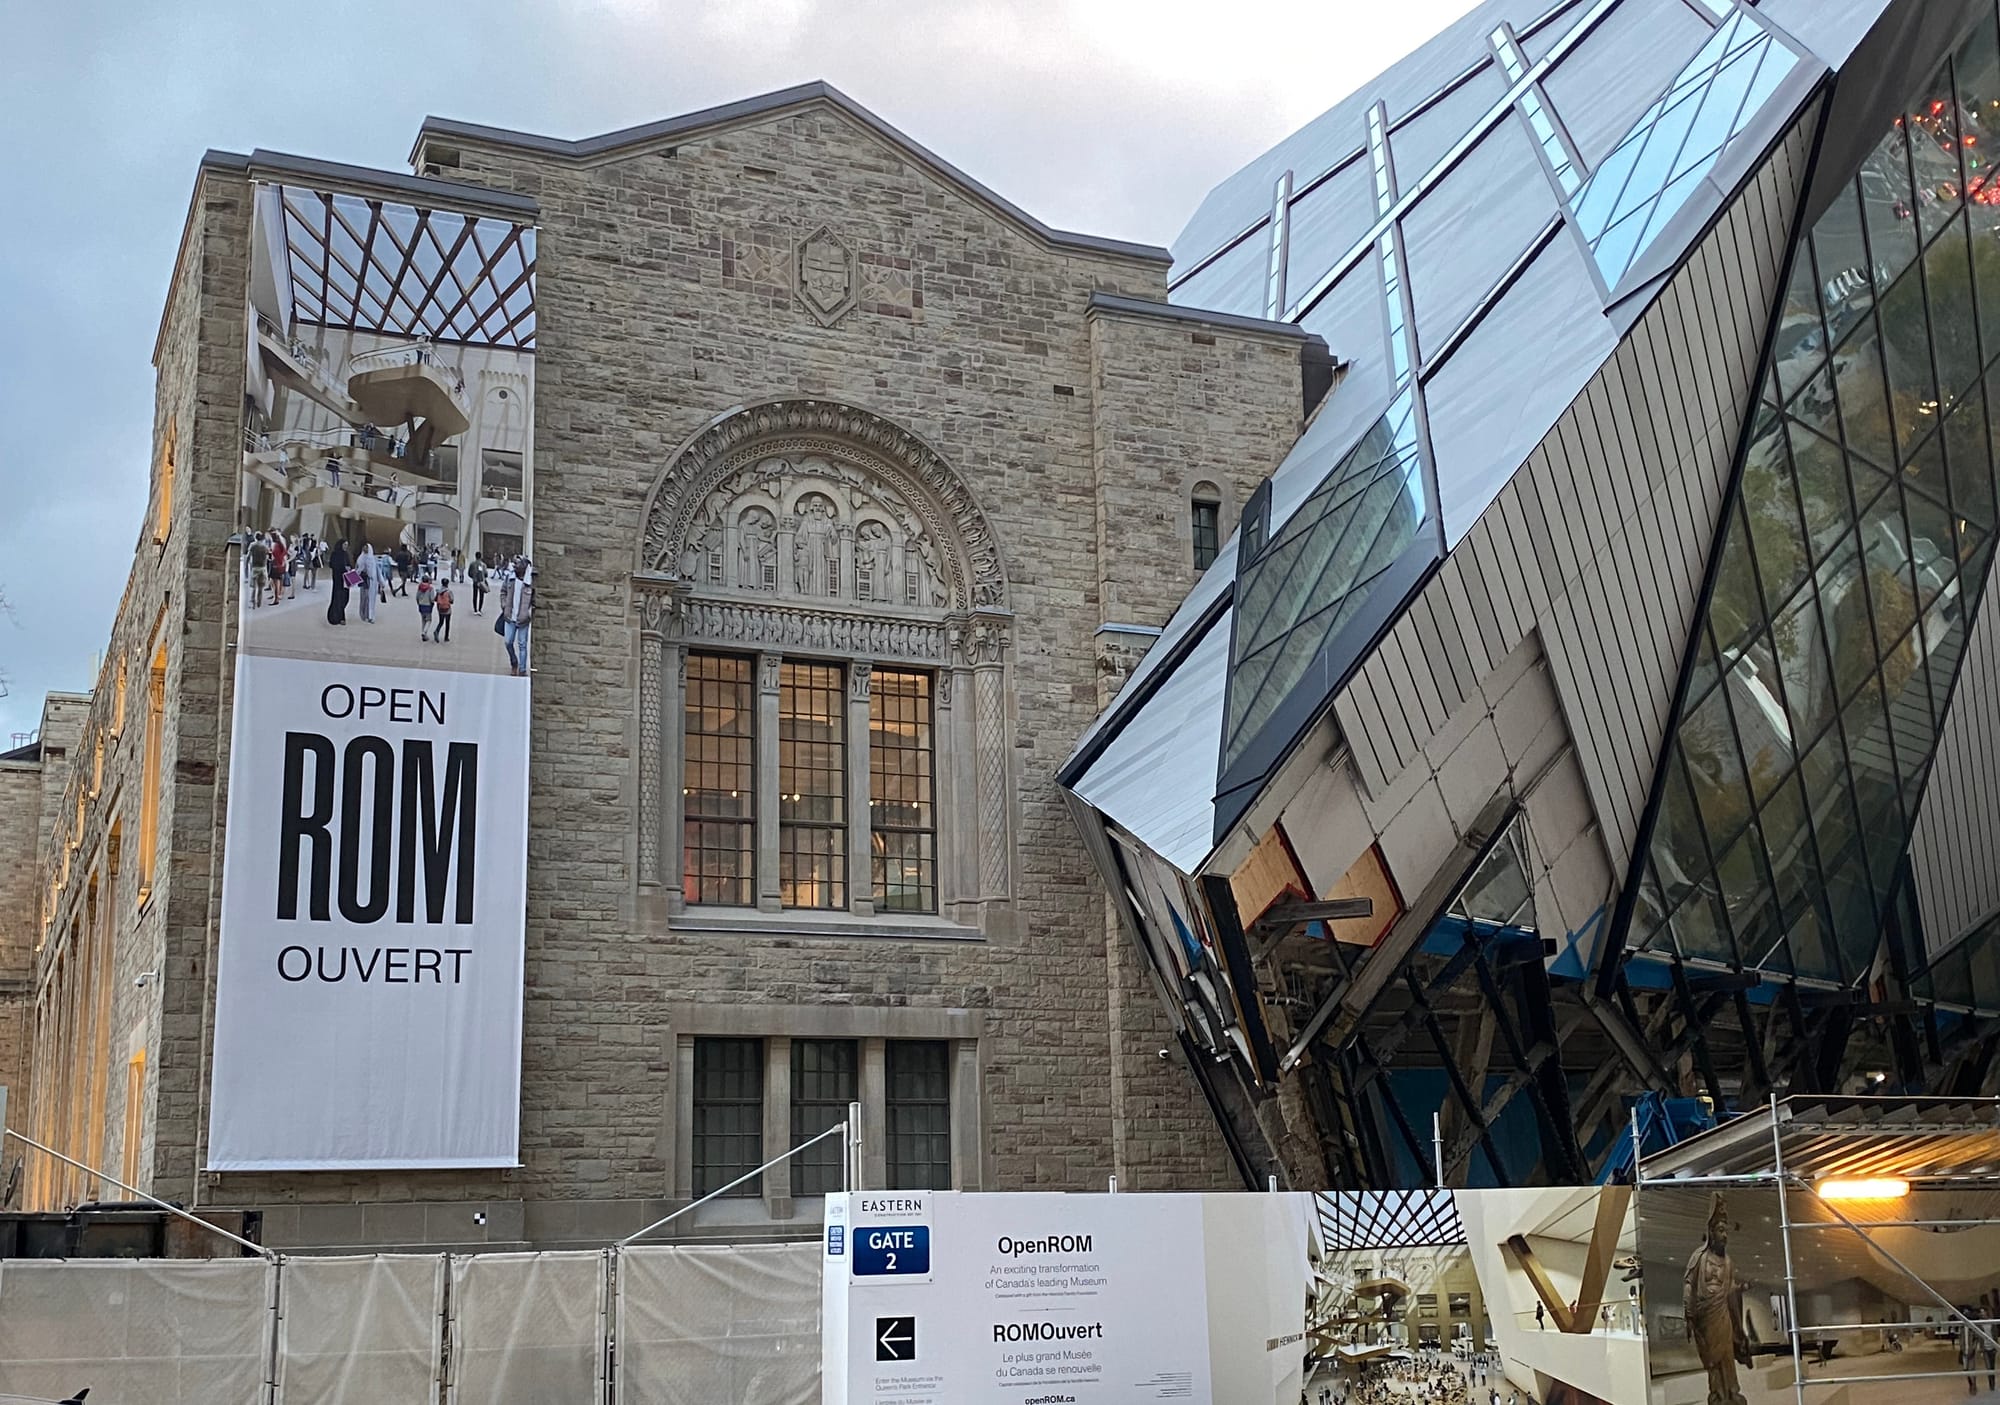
[447,1249,605,1404]
[0,1257,273,1405]
[276,1254,443,1405]
[615,1242,820,1405]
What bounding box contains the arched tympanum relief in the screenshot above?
[631,399,1014,928]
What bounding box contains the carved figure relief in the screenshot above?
[640,401,1004,610]
[857,520,895,604]
[794,493,840,598]
[737,507,777,592]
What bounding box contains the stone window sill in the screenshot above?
[669,907,982,943]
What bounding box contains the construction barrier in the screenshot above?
[0,1241,821,1405]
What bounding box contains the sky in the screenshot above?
[0,0,1485,743]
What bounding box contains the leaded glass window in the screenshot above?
[683,654,755,906]
[886,1040,951,1190]
[870,670,936,913]
[692,1037,763,1197]
[1192,494,1222,571]
[789,1038,856,1196]
[779,661,846,910]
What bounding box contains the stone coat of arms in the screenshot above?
[795,226,858,326]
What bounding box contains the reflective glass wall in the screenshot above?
[1634,9,2000,985]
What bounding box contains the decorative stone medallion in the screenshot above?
[794,225,858,326]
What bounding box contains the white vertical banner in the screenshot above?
[209,658,528,1168]
[211,180,537,1169]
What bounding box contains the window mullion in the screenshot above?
[850,663,875,917]
[757,652,783,912]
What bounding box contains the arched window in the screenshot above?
[1191,482,1223,571]
[634,400,1012,932]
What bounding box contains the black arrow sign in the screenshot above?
[876,1315,916,1362]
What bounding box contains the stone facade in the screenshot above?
[8,87,1313,1245]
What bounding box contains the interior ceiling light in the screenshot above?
[1816,1177,1911,1200]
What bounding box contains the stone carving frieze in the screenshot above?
[670,598,947,663]
[640,401,1005,612]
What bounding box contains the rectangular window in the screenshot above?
[683,654,756,906]
[691,1037,764,1197]
[789,1038,857,1196]
[885,1040,952,1190]
[870,671,936,913]
[779,661,846,909]
[1192,498,1221,570]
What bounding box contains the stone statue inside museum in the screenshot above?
[1683,1192,1752,1405]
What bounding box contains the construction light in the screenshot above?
[1815,1177,1910,1201]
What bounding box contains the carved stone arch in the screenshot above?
[636,398,1008,611]
[631,398,1017,933]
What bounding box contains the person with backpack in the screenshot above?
[469,553,488,614]
[434,579,455,642]
[415,571,437,641]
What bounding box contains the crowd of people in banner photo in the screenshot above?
[240,529,537,676]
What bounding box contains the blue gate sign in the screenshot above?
[853,1225,930,1276]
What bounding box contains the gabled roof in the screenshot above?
[411,81,1171,265]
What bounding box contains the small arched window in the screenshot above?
[1191,483,1223,571]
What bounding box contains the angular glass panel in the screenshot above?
[1571,12,1800,288]
[1877,266,1938,458]
[1655,750,1714,906]
[1784,420,1855,562]
[1743,406,1809,611]
[1683,682,1755,854]
[1710,502,1764,656]
[1715,824,1778,963]
[1947,384,1996,532]
[1773,242,1829,398]
[1634,865,1672,944]
[1813,532,1877,701]
[1926,213,1982,406]
[1828,322,1897,470]
[1859,121,1920,288]
[1539,0,1712,168]
[1770,586,1836,751]
[1861,487,1921,652]
[1907,69,1967,244]
[1881,616,1936,795]
[1689,621,1722,708]
[1224,396,1427,771]
[1666,886,1734,965]
[1782,895,1843,984]
[1726,630,1794,803]
[1920,587,1968,730]
[1901,472,1956,612]
[1812,180,1874,347]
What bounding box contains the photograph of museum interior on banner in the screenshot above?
[207,180,537,1170]
[822,1179,2000,1405]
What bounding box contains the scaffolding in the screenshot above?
[1634,1095,2000,1405]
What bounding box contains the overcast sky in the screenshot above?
[0,0,1482,742]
